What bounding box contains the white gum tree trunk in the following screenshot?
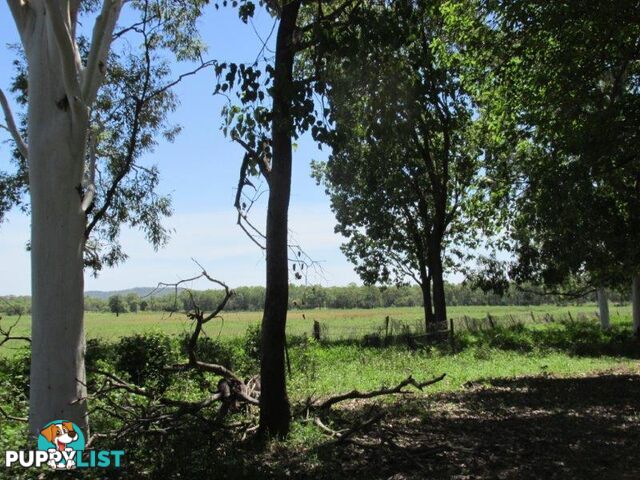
[28,24,88,433]
[633,274,640,337]
[596,287,610,330]
[5,0,123,435]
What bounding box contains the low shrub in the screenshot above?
[114,333,176,391]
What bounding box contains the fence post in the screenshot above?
[384,315,390,339]
[313,320,321,341]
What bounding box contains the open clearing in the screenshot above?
[0,303,631,344]
[1,304,638,478]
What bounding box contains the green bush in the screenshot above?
[114,333,176,391]
[486,324,535,352]
[243,324,261,361]
[179,334,236,369]
[85,337,116,369]
[0,349,30,405]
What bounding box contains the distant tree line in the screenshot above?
[1,283,633,316]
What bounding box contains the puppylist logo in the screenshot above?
[5,420,124,470]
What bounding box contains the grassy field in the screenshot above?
[0,303,631,347]
[1,303,636,398]
[1,304,638,479]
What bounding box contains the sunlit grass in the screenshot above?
[1,303,631,345]
[286,343,636,401]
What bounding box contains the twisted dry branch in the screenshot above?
[313,374,446,410]
[87,263,260,445]
[0,313,30,348]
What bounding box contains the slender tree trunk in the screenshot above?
[633,274,640,337]
[27,14,89,434]
[418,260,434,332]
[259,0,300,438]
[428,238,447,330]
[596,287,610,330]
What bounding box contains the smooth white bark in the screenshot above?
[596,287,610,330]
[25,5,89,435]
[0,88,28,158]
[82,0,123,105]
[633,274,640,337]
[6,0,123,436]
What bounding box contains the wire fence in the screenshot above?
[299,310,605,342]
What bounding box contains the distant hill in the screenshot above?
[84,287,186,299]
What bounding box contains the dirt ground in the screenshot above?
[294,367,640,480]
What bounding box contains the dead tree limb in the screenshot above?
[87,263,261,447]
[0,314,31,347]
[231,137,325,283]
[314,374,446,410]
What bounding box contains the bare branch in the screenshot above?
[112,13,160,40]
[232,135,272,184]
[0,88,28,159]
[82,0,125,106]
[314,374,446,410]
[314,412,385,446]
[233,167,324,281]
[0,314,31,348]
[147,60,217,102]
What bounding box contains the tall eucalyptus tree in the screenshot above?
[2,0,208,433]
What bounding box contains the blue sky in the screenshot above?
[0,4,362,295]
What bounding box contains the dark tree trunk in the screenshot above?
[259,0,301,438]
[428,237,447,330]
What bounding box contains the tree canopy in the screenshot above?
[312,0,484,327]
[446,0,640,291]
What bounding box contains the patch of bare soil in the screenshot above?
[294,367,640,480]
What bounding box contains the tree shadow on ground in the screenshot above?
[294,369,640,480]
[78,368,640,479]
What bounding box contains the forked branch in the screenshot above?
[83,0,125,105]
[0,314,31,348]
[44,0,83,104]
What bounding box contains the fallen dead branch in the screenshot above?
[82,263,445,448]
[313,374,446,410]
[308,413,385,448]
[86,262,261,445]
[305,374,446,448]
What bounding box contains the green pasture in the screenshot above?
[1,304,638,460]
[0,303,632,349]
[2,306,636,396]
